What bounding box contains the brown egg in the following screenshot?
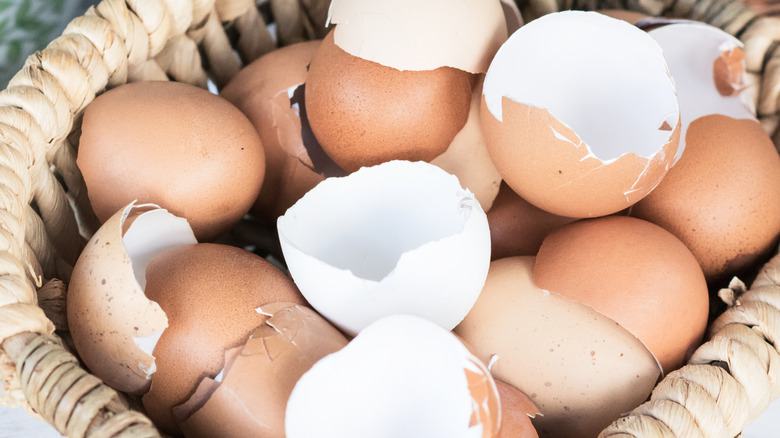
[533,216,709,373]
[488,182,576,260]
[140,243,304,435]
[221,40,345,222]
[78,81,265,241]
[631,115,780,284]
[305,30,473,173]
[494,380,540,438]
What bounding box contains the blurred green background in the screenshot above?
[0,0,99,88]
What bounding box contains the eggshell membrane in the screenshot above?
[220,40,347,222]
[78,81,266,241]
[277,161,491,335]
[431,76,502,211]
[533,216,709,373]
[305,31,472,173]
[646,22,755,163]
[174,303,348,438]
[327,0,507,73]
[487,182,576,260]
[494,380,539,438]
[139,243,304,435]
[481,11,680,218]
[285,314,500,438]
[454,256,662,438]
[631,115,780,283]
[67,203,196,395]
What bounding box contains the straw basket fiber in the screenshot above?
[0,0,778,436]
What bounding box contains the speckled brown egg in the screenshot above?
[305,30,473,172]
[139,243,304,435]
[78,81,265,241]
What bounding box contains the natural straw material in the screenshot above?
[0,0,776,437]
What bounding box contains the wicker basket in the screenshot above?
[0,0,778,436]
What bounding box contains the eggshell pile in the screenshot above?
[481,11,680,218]
[305,0,507,172]
[285,314,502,438]
[78,81,266,241]
[277,160,491,335]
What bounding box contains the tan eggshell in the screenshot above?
[533,216,709,373]
[597,9,650,23]
[431,76,502,210]
[221,40,346,222]
[499,0,523,35]
[480,96,680,218]
[78,81,265,241]
[67,202,196,395]
[631,115,780,283]
[494,380,539,438]
[327,0,507,73]
[139,243,305,435]
[454,256,661,438]
[174,303,348,438]
[305,31,472,173]
[487,182,576,260]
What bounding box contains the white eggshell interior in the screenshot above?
[285,314,496,438]
[648,22,756,163]
[483,10,679,162]
[277,161,491,335]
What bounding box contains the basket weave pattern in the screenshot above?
[0,0,777,436]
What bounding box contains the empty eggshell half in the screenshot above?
[327,0,507,72]
[481,11,680,218]
[454,257,662,438]
[285,314,500,438]
[67,202,197,395]
[277,160,491,335]
[174,303,348,438]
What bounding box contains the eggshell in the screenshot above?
[277,161,491,335]
[139,243,305,434]
[285,314,500,438]
[533,216,709,373]
[631,115,780,283]
[327,0,507,73]
[174,303,348,438]
[487,182,576,260]
[454,256,662,438]
[305,31,473,173]
[67,202,196,395]
[481,11,680,218]
[494,380,539,438]
[78,81,266,241]
[220,40,346,222]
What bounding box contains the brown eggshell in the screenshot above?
[454,256,661,438]
[494,380,540,438]
[480,96,680,218]
[78,81,266,241]
[221,40,345,221]
[534,216,709,373]
[139,243,305,435]
[597,9,650,24]
[305,31,472,173]
[487,182,576,260]
[431,76,502,211]
[174,303,348,438]
[631,114,780,284]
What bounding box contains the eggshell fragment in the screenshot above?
[455,257,662,438]
[494,380,540,438]
[277,161,491,335]
[481,11,680,218]
[285,314,501,438]
[327,0,507,72]
[67,202,197,395]
[174,303,348,438]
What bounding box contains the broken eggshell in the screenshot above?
[277,160,491,336]
[67,202,197,395]
[494,380,540,438]
[285,314,500,438]
[481,11,680,218]
[174,303,348,438]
